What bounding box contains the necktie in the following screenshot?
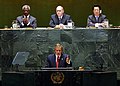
[59,18,62,24]
[96,16,99,22]
[56,56,60,69]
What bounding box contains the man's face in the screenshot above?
[93,7,100,16]
[54,47,62,56]
[23,8,30,16]
[56,6,64,17]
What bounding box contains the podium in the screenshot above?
[2,70,117,86]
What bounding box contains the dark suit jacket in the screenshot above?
[87,14,107,27]
[46,53,72,67]
[16,15,37,28]
[49,13,72,28]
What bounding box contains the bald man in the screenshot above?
[16,5,37,28]
[49,6,72,29]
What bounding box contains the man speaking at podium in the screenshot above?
[46,43,72,68]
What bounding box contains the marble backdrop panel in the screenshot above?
[0,29,120,78]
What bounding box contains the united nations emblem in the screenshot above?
[51,72,64,84]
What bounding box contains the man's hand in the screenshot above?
[66,56,70,64]
[59,24,64,29]
[55,25,60,29]
[55,24,64,29]
[23,18,29,24]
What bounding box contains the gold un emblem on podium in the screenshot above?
[51,72,64,84]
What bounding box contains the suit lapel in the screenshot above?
[61,14,66,24]
[92,14,103,23]
[28,15,30,20]
[55,14,66,24]
[55,14,59,25]
[20,16,24,22]
[92,15,97,23]
[59,54,64,67]
[53,54,56,67]
[98,15,102,23]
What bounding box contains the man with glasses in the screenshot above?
[49,6,73,29]
[87,4,108,28]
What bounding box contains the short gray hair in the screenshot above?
[22,5,30,10]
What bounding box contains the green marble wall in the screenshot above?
[0,29,120,78]
[0,0,120,28]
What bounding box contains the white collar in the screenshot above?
[58,16,63,19]
[95,16,99,18]
[55,55,61,62]
[23,15,30,18]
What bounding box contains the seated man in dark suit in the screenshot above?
[16,5,37,28]
[87,4,108,28]
[49,6,73,29]
[46,43,72,68]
